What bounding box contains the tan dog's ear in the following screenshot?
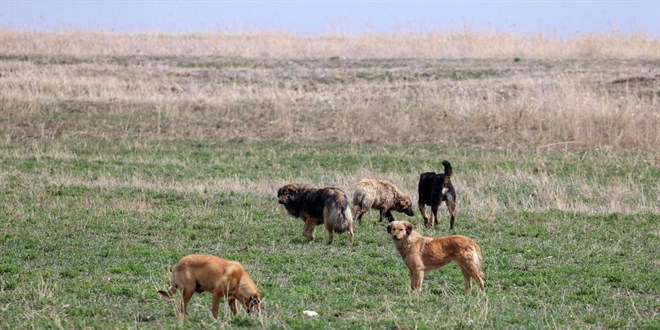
[405,222,413,235]
[386,224,392,233]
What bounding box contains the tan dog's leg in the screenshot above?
[325,220,334,245]
[461,267,473,293]
[212,292,222,319]
[302,217,317,242]
[229,298,238,315]
[410,267,425,293]
[347,222,354,246]
[180,287,194,316]
[472,266,486,292]
[380,208,395,222]
[475,273,485,292]
[384,210,395,222]
[460,257,485,293]
[354,205,366,224]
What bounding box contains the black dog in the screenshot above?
[418,160,456,229]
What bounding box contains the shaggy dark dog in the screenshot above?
[277,183,354,246]
[418,160,457,229]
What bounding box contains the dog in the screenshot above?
[277,183,354,246]
[158,254,262,319]
[352,179,414,224]
[387,220,484,294]
[418,160,457,228]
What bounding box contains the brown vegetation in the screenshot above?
[1,29,659,150]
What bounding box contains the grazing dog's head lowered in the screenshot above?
[387,220,413,241]
[246,295,263,314]
[395,193,415,217]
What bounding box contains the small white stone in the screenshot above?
[303,310,319,317]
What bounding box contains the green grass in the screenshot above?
[0,140,658,329]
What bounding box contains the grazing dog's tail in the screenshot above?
[158,273,178,299]
[442,160,453,178]
[326,200,354,233]
[472,245,485,281]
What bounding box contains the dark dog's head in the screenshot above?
[394,194,415,217]
[244,294,262,314]
[277,183,303,205]
[386,220,414,241]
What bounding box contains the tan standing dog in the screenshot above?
[386,221,485,294]
[352,179,414,224]
[158,254,262,318]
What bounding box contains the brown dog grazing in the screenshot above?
[386,220,485,294]
[277,183,354,246]
[158,254,262,319]
[418,160,457,228]
[352,179,414,224]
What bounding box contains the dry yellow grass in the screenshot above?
[1,29,659,150]
[1,29,658,59]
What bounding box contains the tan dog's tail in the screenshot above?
[442,160,453,178]
[158,288,176,299]
[158,272,178,299]
[472,245,485,279]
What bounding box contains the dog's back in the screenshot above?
[418,172,437,205]
[158,254,262,317]
[353,179,397,206]
[161,254,239,296]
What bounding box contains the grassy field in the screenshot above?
[0,30,659,328]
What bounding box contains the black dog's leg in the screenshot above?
[419,203,430,226]
[431,204,439,227]
[446,199,456,230]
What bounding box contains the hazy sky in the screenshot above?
[1,1,659,37]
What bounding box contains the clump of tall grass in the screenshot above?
[1,29,658,150]
[1,28,658,59]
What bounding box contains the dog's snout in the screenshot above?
[405,209,414,216]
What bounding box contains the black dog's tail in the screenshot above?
[442,160,453,178]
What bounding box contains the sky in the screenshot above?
[1,1,659,38]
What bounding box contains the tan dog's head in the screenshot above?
[245,294,263,314]
[386,220,414,241]
[394,194,415,217]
